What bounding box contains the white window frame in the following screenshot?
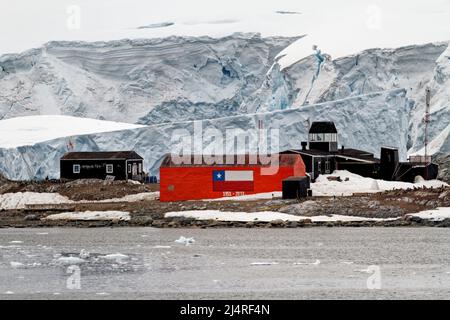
[325,160,330,173]
[138,163,142,173]
[106,164,114,174]
[73,164,80,174]
[128,163,132,173]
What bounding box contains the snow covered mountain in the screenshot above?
[0,33,449,181]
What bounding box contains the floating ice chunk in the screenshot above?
[79,249,90,259]
[100,253,129,263]
[56,256,86,265]
[251,262,279,266]
[175,236,195,246]
[10,262,24,269]
[294,259,321,265]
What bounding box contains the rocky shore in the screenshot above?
[1,176,449,229]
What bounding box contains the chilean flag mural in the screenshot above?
[213,170,254,191]
[160,154,306,201]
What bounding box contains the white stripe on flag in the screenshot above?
[225,170,253,181]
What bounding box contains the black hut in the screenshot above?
[60,151,144,181]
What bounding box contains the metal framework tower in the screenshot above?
[424,87,431,164]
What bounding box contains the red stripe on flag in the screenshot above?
[213,181,254,191]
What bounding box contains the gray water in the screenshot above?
[1,227,450,299]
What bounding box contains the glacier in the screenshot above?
[0,33,449,181]
[0,89,409,180]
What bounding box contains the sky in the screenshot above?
[1,0,450,58]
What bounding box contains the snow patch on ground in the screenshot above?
[0,192,72,210]
[407,207,450,221]
[164,210,397,223]
[97,192,159,203]
[43,211,130,221]
[0,192,159,210]
[312,170,447,196]
[0,115,146,148]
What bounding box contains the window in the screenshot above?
[73,164,80,174]
[106,164,113,174]
[138,163,142,173]
[324,133,331,142]
[317,161,322,173]
[316,133,324,141]
[325,160,330,173]
[309,133,315,141]
[128,164,131,173]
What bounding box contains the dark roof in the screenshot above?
[309,121,337,134]
[285,149,334,157]
[61,151,143,160]
[336,148,376,160]
[160,154,302,167]
[283,148,379,163]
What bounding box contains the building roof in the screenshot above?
[160,153,302,167]
[336,148,376,160]
[283,148,379,163]
[285,149,334,157]
[61,151,143,160]
[309,121,338,134]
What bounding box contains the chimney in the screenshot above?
[341,145,344,152]
[301,141,307,151]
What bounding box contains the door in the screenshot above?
[132,163,138,176]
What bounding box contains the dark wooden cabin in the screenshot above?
[60,151,144,181]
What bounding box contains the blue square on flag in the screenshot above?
[213,170,225,181]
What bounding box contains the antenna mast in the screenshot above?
[424,87,431,165]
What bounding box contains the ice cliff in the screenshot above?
[0,33,448,181]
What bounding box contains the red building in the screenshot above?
[160,154,306,201]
